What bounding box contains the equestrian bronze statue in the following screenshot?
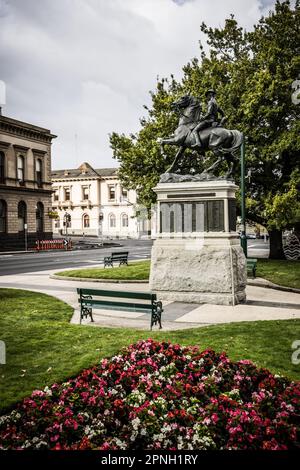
[158,92,243,181]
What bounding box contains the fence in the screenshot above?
[35,239,72,252]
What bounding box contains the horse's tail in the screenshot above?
[219,129,243,154]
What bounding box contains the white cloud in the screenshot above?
[0,0,276,170]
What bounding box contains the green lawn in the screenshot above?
[57,259,300,289]
[257,259,300,289]
[57,261,150,280]
[1,288,300,413]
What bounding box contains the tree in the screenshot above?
[110,0,300,258]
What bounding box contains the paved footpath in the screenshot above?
[0,266,299,330]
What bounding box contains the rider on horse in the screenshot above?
[192,89,225,148]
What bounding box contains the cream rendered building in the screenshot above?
[51,162,142,238]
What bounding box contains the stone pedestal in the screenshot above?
[149,180,247,305]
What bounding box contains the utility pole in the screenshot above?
[24,223,28,251]
[240,134,247,257]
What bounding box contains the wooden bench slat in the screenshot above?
[77,288,155,300]
[78,298,153,311]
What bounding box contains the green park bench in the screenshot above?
[104,251,129,268]
[247,258,257,278]
[77,288,163,330]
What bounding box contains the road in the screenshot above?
[0,239,153,276]
[0,238,269,276]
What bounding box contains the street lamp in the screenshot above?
[64,212,71,237]
[240,134,247,257]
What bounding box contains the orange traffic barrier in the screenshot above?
[35,239,72,252]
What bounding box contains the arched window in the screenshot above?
[18,201,27,232]
[83,213,90,228]
[17,155,25,184]
[109,213,116,228]
[0,152,5,183]
[121,213,128,227]
[0,200,7,232]
[36,159,42,187]
[36,202,44,233]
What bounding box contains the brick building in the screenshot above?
[0,112,56,251]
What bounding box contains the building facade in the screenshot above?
[0,113,56,251]
[51,162,144,238]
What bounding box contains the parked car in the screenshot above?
[246,234,256,239]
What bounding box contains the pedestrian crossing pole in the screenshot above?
[240,134,247,257]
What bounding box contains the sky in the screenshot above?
[0,0,278,170]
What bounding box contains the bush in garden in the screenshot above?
[0,339,299,450]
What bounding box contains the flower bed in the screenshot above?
[0,339,299,450]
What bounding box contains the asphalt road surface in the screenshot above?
[0,238,269,276]
[0,239,153,276]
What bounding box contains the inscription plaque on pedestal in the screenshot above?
[150,180,247,306]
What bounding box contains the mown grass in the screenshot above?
[56,261,150,280]
[57,259,300,289]
[1,288,300,413]
[257,259,300,289]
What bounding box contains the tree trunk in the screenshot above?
[269,229,285,259]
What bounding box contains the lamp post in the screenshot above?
[64,212,70,237]
[240,134,247,257]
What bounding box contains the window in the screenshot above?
[83,214,90,228]
[53,189,59,201]
[82,186,89,200]
[108,184,115,201]
[121,213,128,227]
[64,188,70,201]
[36,202,44,233]
[0,152,5,183]
[0,200,7,232]
[36,159,42,187]
[121,187,128,201]
[18,201,27,231]
[54,218,60,229]
[17,156,25,183]
[109,213,116,228]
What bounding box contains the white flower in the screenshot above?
[131,417,141,430]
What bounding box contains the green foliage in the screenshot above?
[110,77,182,208]
[110,1,300,231]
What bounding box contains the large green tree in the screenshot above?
[110,0,300,258]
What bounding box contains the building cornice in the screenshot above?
[0,115,57,144]
[13,144,30,152]
[0,140,10,149]
[51,176,101,183]
[0,184,53,195]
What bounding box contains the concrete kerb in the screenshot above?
[50,274,148,284]
[247,277,300,294]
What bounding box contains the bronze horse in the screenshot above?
[159,95,242,177]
